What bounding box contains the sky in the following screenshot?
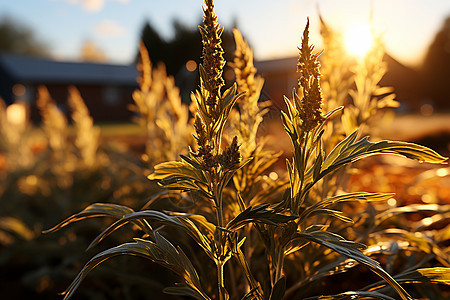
[1,0,450,67]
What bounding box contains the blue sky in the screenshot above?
[1,0,450,67]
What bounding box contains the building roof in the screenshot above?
[0,53,138,85]
[255,56,298,74]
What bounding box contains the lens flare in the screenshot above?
[344,24,373,58]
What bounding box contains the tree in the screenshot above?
[137,18,238,101]
[421,16,450,110]
[0,15,48,57]
[79,40,107,63]
[140,21,168,68]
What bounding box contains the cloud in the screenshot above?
[94,20,126,38]
[67,0,130,13]
[84,0,104,12]
[66,0,104,12]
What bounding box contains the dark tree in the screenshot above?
[137,18,238,101]
[169,19,202,76]
[0,15,48,57]
[140,21,169,66]
[421,16,450,110]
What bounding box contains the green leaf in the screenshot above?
[296,231,375,264]
[291,257,359,289]
[321,130,359,171]
[42,203,150,234]
[61,241,155,300]
[180,154,203,169]
[322,105,344,121]
[164,283,211,300]
[303,291,396,300]
[140,190,194,210]
[295,231,413,300]
[372,229,449,264]
[61,233,209,300]
[308,209,354,223]
[148,160,207,184]
[226,204,297,231]
[312,149,323,181]
[86,210,185,250]
[394,267,450,285]
[269,276,286,300]
[168,212,216,259]
[281,110,296,143]
[300,192,394,223]
[321,133,447,179]
[220,83,240,112]
[139,234,205,295]
[87,210,216,260]
[375,204,450,226]
[163,179,211,198]
[0,217,34,240]
[241,287,263,300]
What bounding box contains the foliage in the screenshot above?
[2,1,449,299]
[129,42,193,165]
[139,16,236,102]
[43,1,449,300]
[0,15,48,57]
[0,87,160,299]
[422,16,450,110]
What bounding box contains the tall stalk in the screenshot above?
[193,1,243,298]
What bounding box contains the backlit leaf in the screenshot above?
[148,160,207,184]
[375,204,450,226]
[394,267,450,285]
[0,217,34,241]
[86,210,185,250]
[61,233,208,300]
[320,133,447,183]
[164,283,211,300]
[303,291,396,300]
[295,231,413,300]
[42,203,149,234]
[300,192,394,222]
[269,276,286,300]
[226,204,297,231]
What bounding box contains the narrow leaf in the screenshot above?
[269,276,286,300]
[148,160,207,184]
[296,231,413,300]
[394,267,450,285]
[87,210,185,250]
[226,204,297,231]
[300,192,394,222]
[43,203,144,234]
[303,291,396,300]
[164,283,211,300]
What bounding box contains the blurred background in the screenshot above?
[1,0,449,144]
[0,0,449,299]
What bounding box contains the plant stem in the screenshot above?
[214,181,227,300]
[274,246,285,283]
[294,132,309,215]
[234,238,263,298]
[243,226,251,294]
[217,261,225,300]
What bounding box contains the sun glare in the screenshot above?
[344,24,373,58]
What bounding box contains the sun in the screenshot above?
[344,23,374,58]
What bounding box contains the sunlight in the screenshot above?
[6,103,27,126]
[344,23,373,58]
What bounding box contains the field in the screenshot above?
[1,1,449,299]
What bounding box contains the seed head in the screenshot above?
[200,0,225,111]
[297,19,324,132]
[218,136,241,171]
